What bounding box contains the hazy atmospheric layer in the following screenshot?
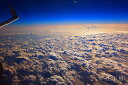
[0,24,128,36]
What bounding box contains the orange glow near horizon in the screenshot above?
[1,24,128,36]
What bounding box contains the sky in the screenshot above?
[0,0,128,25]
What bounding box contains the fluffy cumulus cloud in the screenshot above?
[1,33,128,85]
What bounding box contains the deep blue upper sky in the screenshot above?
[0,0,128,25]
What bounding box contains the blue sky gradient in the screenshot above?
[0,0,128,25]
